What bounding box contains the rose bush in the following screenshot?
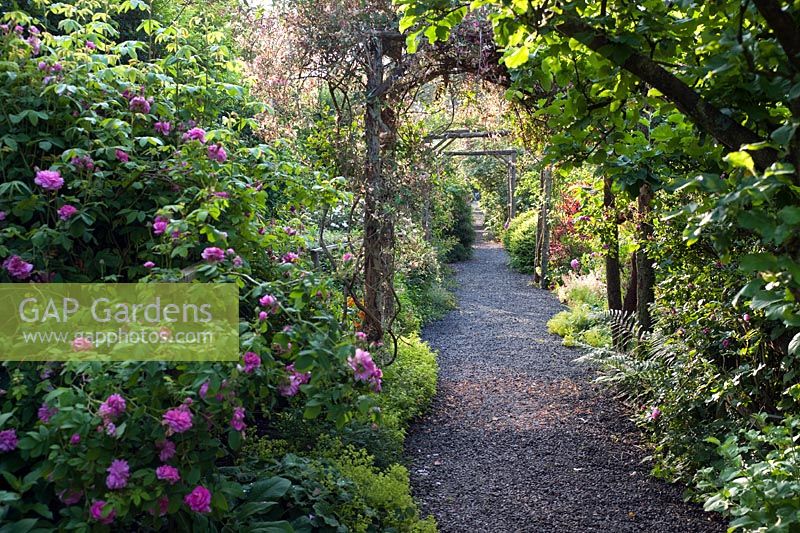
[0,2,383,529]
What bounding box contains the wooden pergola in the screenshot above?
[426,130,519,220]
[426,129,553,288]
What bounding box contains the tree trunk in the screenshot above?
[635,182,656,332]
[362,35,386,343]
[603,176,623,347]
[603,176,622,311]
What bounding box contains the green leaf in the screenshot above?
[789,332,800,355]
[247,477,291,501]
[0,518,39,533]
[250,521,293,533]
[211,490,229,511]
[771,123,797,147]
[724,151,755,175]
[228,429,242,451]
[504,46,529,68]
[779,206,800,225]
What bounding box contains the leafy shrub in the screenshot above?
[316,439,437,533]
[335,336,439,466]
[236,437,438,532]
[547,304,611,348]
[696,407,800,532]
[395,223,456,331]
[547,306,593,337]
[579,325,613,348]
[379,336,438,430]
[504,210,539,273]
[0,4,383,529]
[441,185,474,263]
[556,271,606,308]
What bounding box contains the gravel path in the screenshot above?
[405,214,724,533]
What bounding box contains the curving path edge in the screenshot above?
[405,212,724,533]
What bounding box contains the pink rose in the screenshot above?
[58,204,78,221]
[34,169,64,191]
[184,485,212,513]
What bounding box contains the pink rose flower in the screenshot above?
[105,459,130,490]
[98,394,126,419]
[157,439,176,461]
[230,406,246,431]
[163,407,193,435]
[37,403,57,423]
[278,363,311,397]
[156,465,181,484]
[90,500,116,524]
[3,256,33,280]
[207,144,227,162]
[34,169,64,191]
[72,337,93,352]
[184,485,212,513]
[201,247,225,263]
[154,121,171,135]
[129,95,151,113]
[143,261,155,269]
[70,155,94,171]
[342,252,354,262]
[115,149,129,162]
[58,204,78,221]
[347,348,382,392]
[0,429,18,452]
[182,127,206,143]
[242,352,261,373]
[259,294,277,308]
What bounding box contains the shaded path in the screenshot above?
[406,214,723,532]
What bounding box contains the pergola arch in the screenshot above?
[425,130,519,221]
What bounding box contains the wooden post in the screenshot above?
[362,35,385,343]
[508,153,517,221]
[539,166,553,289]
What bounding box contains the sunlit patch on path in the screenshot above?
[405,221,724,533]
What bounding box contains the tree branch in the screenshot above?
[751,0,800,72]
[555,19,778,170]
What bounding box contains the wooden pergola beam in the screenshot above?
[443,150,519,219]
[443,149,518,157]
[426,130,511,140]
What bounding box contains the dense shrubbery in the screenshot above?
[547,271,611,349]
[0,2,449,530]
[502,210,538,273]
[440,185,474,263]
